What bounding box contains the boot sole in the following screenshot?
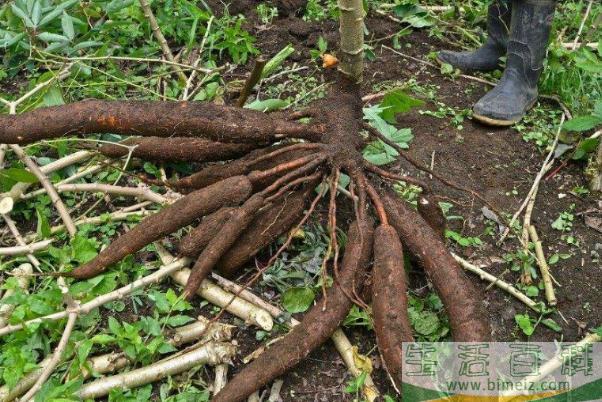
[472,98,537,127]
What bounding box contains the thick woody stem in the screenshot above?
[337,0,364,82]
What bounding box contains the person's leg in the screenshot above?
[437,0,511,71]
[472,0,556,126]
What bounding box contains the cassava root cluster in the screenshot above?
[0,78,490,401]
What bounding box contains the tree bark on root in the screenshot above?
[99,137,259,162]
[217,186,312,277]
[172,146,318,192]
[381,190,491,342]
[212,218,374,402]
[67,176,252,279]
[372,225,413,390]
[178,207,236,258]
[0,100,320,144]
[182,194,265,299]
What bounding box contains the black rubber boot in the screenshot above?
[473,0,556,126]
[437,0,511,71]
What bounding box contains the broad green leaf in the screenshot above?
[37,32,69,43]
[61,12,74,40]
[379,89,424,123]
[38,0,79,27]
[0,168,38,183]
[11,3,35,28]
[572,138,600,160]
[563,115,601,132]
[515,313,534,336]
[72,40,102,51]
[42,85,65,107]
[541,318,562,333]
[412,310,440,335]
[165,315,194,327]
[282,287,315,313]
[71,234,98,263]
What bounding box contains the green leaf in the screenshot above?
[0,168,38,183]
[11,3,35,28]
[165,315,194,327]
[572,138,600,160]
[71,234,98,263]
[281,287,315,313]
[38,0,79,27]
[379,89,424,123]
[37,32,69,43]
[563,115,602,132]
[412,310,440,335]
[245,98,289,112]
[42,85,65,107]
[77,339,93,364]
[61,12,74,40]
[36,207,51,238]
[90,334,116,344]
[515,313,534,336]
[541,318,562,333]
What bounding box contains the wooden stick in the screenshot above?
[21,277,78,402]
[1,213,40,268]
[528,225,557,306]
[0,258,190,337]
[9,144,77,237]
[36,183,167,204]
[502,332,602,400]
[137,0,187,82]
[20,311,77,401]
[237,58,267,107]
[452,253,540,311]
[499,114,565,244]
[0,317,234,401]
[77,342,235,399]
[213,364,229,394]
[0,240,53,256]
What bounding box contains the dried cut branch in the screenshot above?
[43,183,167,204]
[171,269,274,331]
[0,318,233,402]
[137,0,187,82]
[452,254,540,311]
[0,258,190,337]
[78,342,236,399]
[0,240,53,256]
[1,213,40,268]
[9,144,76,237]
[528,226,557,306]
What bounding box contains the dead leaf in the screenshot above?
[321,54,339,69]
[584,214,602,233]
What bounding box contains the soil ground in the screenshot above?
[201,3,601,401]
